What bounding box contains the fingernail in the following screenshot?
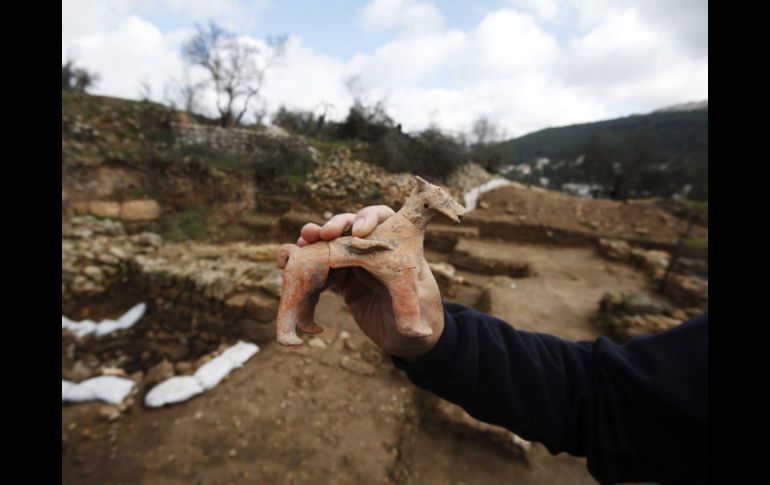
[351,219,363,234]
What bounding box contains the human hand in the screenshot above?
[297,205,445,360]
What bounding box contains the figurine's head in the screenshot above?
[412,176,465,223]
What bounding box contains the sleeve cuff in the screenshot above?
[391,302,461,373]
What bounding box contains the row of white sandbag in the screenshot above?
[62,303,146,338]
[62,341,259,408]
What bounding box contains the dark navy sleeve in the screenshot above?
[392,302,708,485]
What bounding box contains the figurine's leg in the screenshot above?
[276,282,305,346]
[296,291,323,334]
[276,246,330,346]
[388,268,433,338]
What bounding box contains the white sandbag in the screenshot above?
[463,178,511,212]
[145,376,204,408]
[87,376,136,405]
[62,376,135,405]
[117,303,146,329]
[62,302,146,338]
[195,341,259,390]
[93,319,121,337]
[220,341,259,366]
[62,318,97,338]
[194,356,236,390]
[62,380,75,400]
[144,341,260,408]
[63,381,97,402]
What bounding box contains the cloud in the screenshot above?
[507,0,560,22]
[464,9,559,78]
[359,0,443,34]
[62,0,268,45]
[260,37,355,119]
[558,6,708,111]
[62,0,707,137]
[560,8,666,86]
[384,74,610,136]
[64,16,188,102]
[350,29,466,87]
[62,0,130,44]
[635,0,708,56]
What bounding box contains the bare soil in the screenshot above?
[467,183,707,250]
[63,237,669,485]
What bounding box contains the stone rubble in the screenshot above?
[595,238,707,309]
[595,292,684,342]
[419,393,531,461]
[305,147,414,208]
[303,149,499,211]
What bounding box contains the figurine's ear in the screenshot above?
[415,176,428,192]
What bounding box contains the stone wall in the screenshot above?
[62,216,284,377]
[171,122,288,154]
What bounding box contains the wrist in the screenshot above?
[391,309,446,361]
[391,303,459,372]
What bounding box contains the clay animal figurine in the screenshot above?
[275,176,465,346]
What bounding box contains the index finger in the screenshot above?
[351,205,396,237]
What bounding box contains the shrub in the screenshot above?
[368,128,469,181]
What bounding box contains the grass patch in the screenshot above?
[684,238,708,250]
[156,207,210,242]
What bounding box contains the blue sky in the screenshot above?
[62,0,708,138]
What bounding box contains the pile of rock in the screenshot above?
[594,292,695,342]
[62,216,162,298]
[596,238,707,309]
[444,163,510,210]
[418,392,531,461]
[445,163,498,197]
[450,239,533,278]
[131,241,282,318]
[305,148,414,207]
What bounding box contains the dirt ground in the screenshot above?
[467,183,707,248]
[62,236,672,485]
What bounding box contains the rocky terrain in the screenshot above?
[62,93,707,485]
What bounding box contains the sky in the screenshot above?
[62,0,708,139]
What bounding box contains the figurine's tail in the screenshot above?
[276,244,295,269]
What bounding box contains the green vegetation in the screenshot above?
[62,91,176,163]
[276,102,470,181]
[307,138,367,161]
[684,238,708,250]
[682,199,708,220]
[63,89,706,203]
[131,188,149,198]
[156,207,210,242]
[487,109,708,201]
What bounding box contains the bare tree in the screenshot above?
[164,68,206,114]
[251,98,268,126]
[138,76,153,101]
[182,21,287,127]
[314,101,335,130]
[62,59,100,93]
[471,115,506,146]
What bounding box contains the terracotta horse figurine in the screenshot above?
[275,176,466,346]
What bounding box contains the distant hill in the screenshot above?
[483,104,708,201]
[654,100,708,112]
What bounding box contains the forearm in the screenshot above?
[391,301,596,455]
[392,302,709,484]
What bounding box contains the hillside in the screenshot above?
[483,106,708,201]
